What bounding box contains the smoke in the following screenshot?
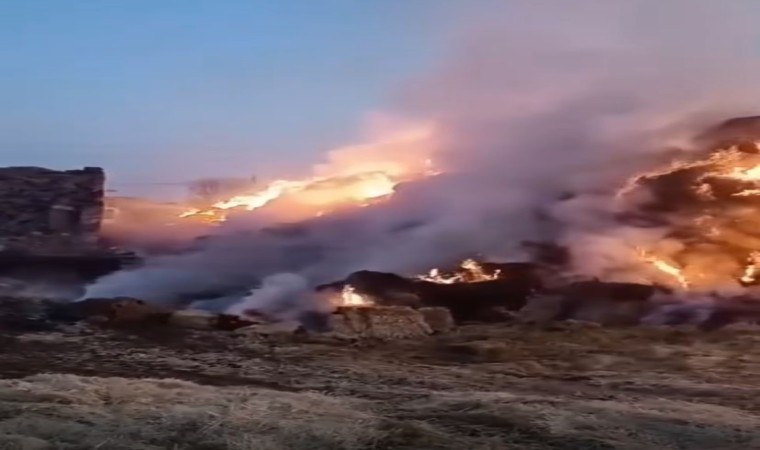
[85,1,760,316]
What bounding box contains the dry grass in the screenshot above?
[2,322,760,449]
[0,374,382,450]
[0,373,758,450]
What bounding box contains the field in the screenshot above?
[1,320,760,450]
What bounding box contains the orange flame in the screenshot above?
[180,123,438,223]
[636,248,689,289]
[417,259,501,284]
[741,252,760,284]
[616,143,760,201]
[611,143,760,290]
[339,284,374,307]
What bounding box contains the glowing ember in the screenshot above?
[418,259,501,284]
[340,285,374,307]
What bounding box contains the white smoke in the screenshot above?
[225,273,312,319]
[85,1,760,316]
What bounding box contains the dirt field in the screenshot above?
[1,320,760,450]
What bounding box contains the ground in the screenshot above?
[1,321,760,450]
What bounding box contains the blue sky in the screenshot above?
[0,1,444,197]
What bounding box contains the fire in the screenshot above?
[180,172,402,222]
[615,142,760,289]
[740,252,760,284]
[213,179,311,210]
[178,208,226,223]
[636,248,689,289]
[616,144,760,201]
[417,259,501,284]
[732,188,760,197]
[339,284,374,307]
[179,123,439,223]
[726,164,760,182]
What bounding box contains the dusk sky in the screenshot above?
[1,1,450,197]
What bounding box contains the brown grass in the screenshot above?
[2,322,760,449]
[0,374,382,450]
[0,372,758,450]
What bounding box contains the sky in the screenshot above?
[0,1,445,198]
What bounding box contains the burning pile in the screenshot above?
[318,259,543,323]
[417,259,501,284]
[325,259,508,309]
[79,117,760,334]
[614,135,760,291]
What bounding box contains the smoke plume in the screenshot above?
[85,1,760,316]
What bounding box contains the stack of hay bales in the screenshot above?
[329,306,433,340]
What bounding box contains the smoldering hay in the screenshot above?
[84,1,760,320]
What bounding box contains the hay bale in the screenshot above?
[419,307,455,333]
[72,297,170,325]
[168,310,216,329]
[215,313,262,331]
[328,306,432,340]
[234,320,304,338]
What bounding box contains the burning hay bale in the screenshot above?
[414,277,536,321]
[319,260,545,323]
[328,306,432,340]
[610,124,760,290]
[413,261,544,320]
[315,271,422,312]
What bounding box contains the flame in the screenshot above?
[179,208,226,223]
[179,123,438,222]
[617,144,760,200]
[213,179,311,210]
[636,248,689,289]
[732,188,760,197]
[417,259,501,284]
[726,164,760,182]
[618,144,760,288]
[741,252,760,284]
[340,284,374,307]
